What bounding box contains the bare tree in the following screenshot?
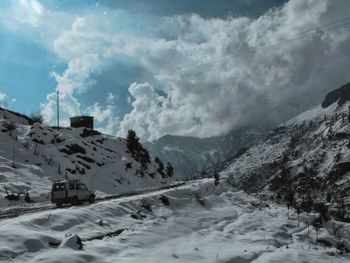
[29,111,44,125]
[3,121,16,136]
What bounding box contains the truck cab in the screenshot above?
[51,179,95,207]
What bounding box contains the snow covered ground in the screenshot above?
[221,100,350,195]
[0,108,172,209]
[0,179,349,262]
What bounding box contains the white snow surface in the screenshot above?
[0,109,172,209]
[0,179,349,262]
[221,101,350,191]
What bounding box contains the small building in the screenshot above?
[70,116,94,129]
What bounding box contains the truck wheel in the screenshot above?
[89,195,95,204]
[56,202,62,208]
[71,196,79,206]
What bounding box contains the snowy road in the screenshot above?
[0,180,349,262]
[0,182,186,220]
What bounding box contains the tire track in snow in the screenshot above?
[0,182,186,220]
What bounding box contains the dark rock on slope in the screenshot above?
[321,82,350,108]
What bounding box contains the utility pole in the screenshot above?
[12,143,15,168]
[57,89,60,131]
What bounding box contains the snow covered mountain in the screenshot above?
[221,82,350,221]
[0,107,172,207]
[145,126,267,180]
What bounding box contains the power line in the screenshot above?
[56,89,60,131]
[170,15,350,73]
[178,18,350,72]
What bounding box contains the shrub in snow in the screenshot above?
[24,189,34,203]
[60,143,87,155]
[131,210,146,220]
[4,187,22,201]
[3,121,16,135]
[50,134,65,144]
[213,171,220,186]
[125,161,132,170]
[29,112,44,125]
[80,128,101,138]
[77,155,95,164]
[159,195,170,205]
[32,138,45,145]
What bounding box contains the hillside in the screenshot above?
[145,126,266,180]
[221,82,350,221]
[0,109,172,208]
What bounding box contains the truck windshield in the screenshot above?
[54,183,65,191]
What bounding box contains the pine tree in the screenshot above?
[126,129,140,154]
[213,170,220,186]
[166,162,174,178]
[126,129,150,170]
[154,157,165,177]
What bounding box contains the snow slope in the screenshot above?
[0,109,172,208]
[221,83,350,223]
[0,179,349,262]
[222,101,349,188]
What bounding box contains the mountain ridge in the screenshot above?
[220,81,350,222]
[145,126,267,179]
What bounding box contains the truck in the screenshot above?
[51,179,95,207]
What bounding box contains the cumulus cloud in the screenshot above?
[50,54,101,95]
[86,93,119,135]
[118,0,350,140]
[86,105,119,135]
[41,92,81,127]
[41,54,101,126]
[118,82,166,139]
[41,0,350,140]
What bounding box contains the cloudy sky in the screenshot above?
[0,0,349,141]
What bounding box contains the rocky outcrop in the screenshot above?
[321,82,350,108]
